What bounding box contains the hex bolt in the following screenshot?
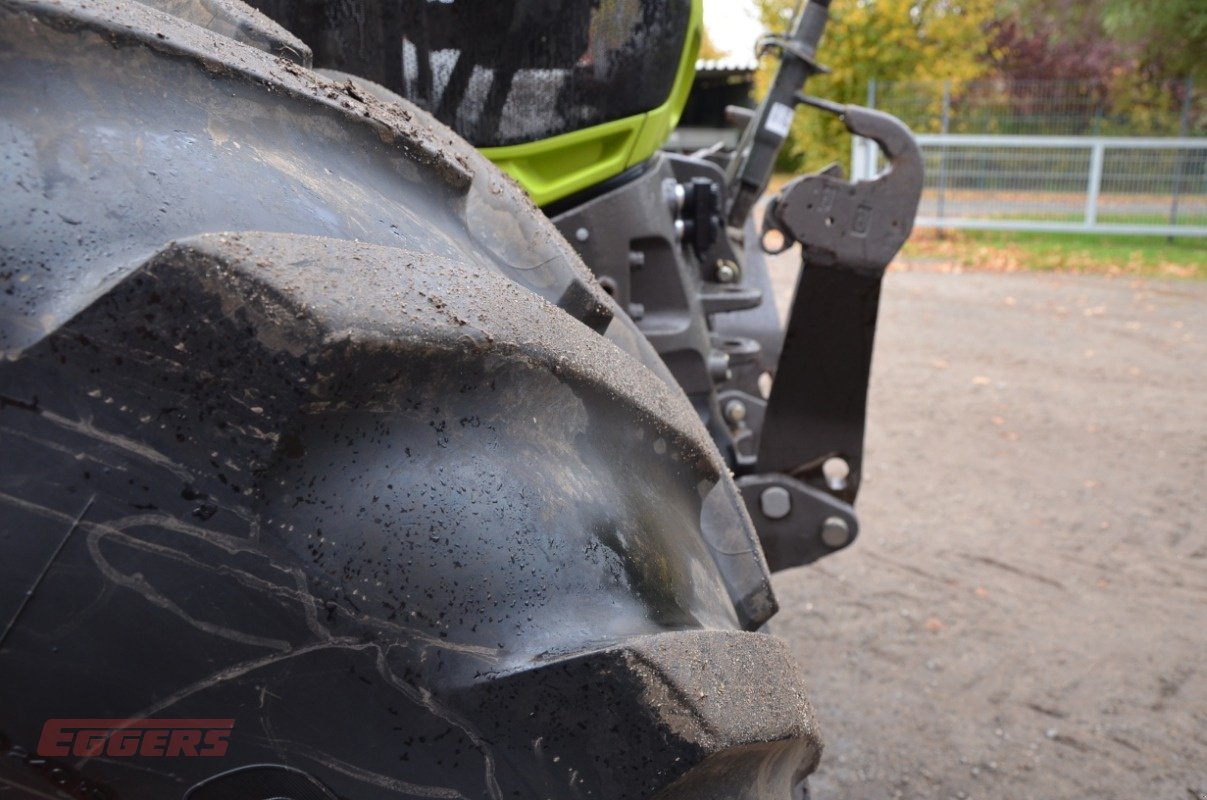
[715,259,740,284]
[820,516,851,548]
[760,486,792,520]
[723,399,747,425]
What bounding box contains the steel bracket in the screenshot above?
[746,101,923,570]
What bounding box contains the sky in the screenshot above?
[702,0,764,60]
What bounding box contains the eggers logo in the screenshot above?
[37,719,234,758]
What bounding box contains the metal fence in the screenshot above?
[852,135,1207,237]
[868,78,1203,138]
[851,79,1207,237]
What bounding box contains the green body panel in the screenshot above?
[480,0,703,207]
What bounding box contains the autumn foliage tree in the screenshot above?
[985,0,1203,136]
[740,0,1205,169]
[752,0,996,170]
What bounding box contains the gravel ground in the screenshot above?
[764,259,1207,799]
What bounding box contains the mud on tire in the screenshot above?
[0,2,820,797]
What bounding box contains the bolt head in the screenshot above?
[723,399,748,425]
[715,260,740,284]
[820,516,851,548]
[671,182,687,213]
[760,486,792,520]
[575,227,590,242]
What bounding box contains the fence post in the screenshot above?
[850,79,878,181]
[937,80,951,220]
[1085,140,1106,228]
[1169,77,1194,240]
[850,134,861,181]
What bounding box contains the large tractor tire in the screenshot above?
[0,2,821,797]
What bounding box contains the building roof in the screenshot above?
[695,57,760,75]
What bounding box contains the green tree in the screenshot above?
[1102,0,1207,82]
[754,0,995,170]
[1100,1,1204,134]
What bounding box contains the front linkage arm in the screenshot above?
[738,99,924,572]
[726,0,833,227]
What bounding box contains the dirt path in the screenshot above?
[766,262,1207,799]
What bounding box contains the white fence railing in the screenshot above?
[851,134,1207,237]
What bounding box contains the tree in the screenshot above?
[991,0,1204,134]
[754,0,996,170]
[988,2,1128,88]
[1101,1,1206,83]
[993,0,1206,83]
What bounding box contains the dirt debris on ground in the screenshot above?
[766,253,1207,799]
